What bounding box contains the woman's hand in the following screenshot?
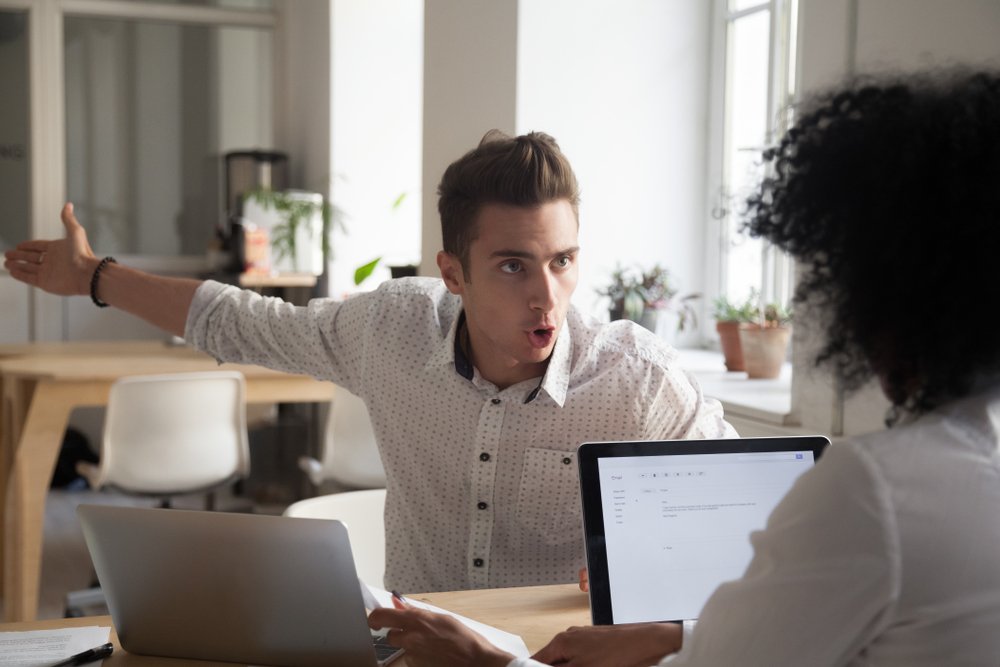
[368,595,514,667]
[3,203,99,296]
[531,622,682,667]
[579,567,588,592]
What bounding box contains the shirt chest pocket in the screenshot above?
[515,447,584,547]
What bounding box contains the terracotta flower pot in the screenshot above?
[738,324,791,379]
[716,321,745,371]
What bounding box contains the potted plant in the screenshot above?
[738,302,792,379]
[712,292,757,371]
[243,186,345,275]
[597,264,700,333]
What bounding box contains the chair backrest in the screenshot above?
[319,386,385,488]
[97,371,250,494]
[283,489,387,588]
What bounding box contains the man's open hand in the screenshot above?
[367,595,514,667]
[3,203,98,296]
[531,622,682,667]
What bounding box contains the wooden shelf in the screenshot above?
[238,273,318,288]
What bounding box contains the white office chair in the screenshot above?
[283,489,387,587]
[68,371,251,617]
[76,371,251,504]
[297,385,386,489]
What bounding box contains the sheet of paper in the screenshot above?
[365,584,529,659]
[0,626,110,667]
[360,578,383,611]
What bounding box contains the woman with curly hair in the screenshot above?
[368,71,1000,667]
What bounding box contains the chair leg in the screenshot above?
[205,492,216,512]
[159,498,171,509]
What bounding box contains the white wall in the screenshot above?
[416,0,711,343]
[516,0,711,332]
[329,0,423,298]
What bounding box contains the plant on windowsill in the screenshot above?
[738,301,793,379]
[713,291,758,372]
[597,264,700,334]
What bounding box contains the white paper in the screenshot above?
[0,626,110,667]
[360,578,383,610]
[365,584,529,659]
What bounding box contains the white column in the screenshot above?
[419,0,518,277]
[275,0,332,199]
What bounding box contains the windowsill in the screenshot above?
[675,348,795,426]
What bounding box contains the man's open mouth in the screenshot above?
[526,327,555,349]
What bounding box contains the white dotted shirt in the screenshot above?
[185,277,736,593]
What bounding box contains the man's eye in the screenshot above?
[500,261,521,274]
[555,256,571,268]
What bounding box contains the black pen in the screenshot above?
[47,642,114,667]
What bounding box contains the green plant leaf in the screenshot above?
[624,291,645,322]
[354,257,381,286]
[392,192,407,211]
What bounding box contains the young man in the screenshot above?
[5,130,734,593]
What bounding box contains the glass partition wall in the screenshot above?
[64,16,273,257]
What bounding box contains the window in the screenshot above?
[708,0,798,316]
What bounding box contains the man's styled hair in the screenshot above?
[438,130,580,273]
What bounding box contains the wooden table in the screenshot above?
[0,343,335,623]
[0,584,590,665]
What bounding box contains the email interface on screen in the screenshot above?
[597,451,815,624]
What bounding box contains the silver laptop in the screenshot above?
[77,505,402,667]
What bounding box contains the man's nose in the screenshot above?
[529,270,558,312]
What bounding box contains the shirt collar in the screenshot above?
[424,309,465,372]
[453,311,474,380]
[516,316,573,407]
[424,309,573,407]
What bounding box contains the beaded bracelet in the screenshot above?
[90,256,117,308]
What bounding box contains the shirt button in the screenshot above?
[473,558,484,567]
[562,457,572,465]
[480,452,490,462]
[491,398,501,405]
[477,501,488,510]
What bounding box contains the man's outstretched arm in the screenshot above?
[3,203,200,337]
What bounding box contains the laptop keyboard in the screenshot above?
[373,635,403,664]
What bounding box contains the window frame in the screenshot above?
[704,0,799,343]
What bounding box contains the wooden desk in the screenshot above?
[0,344,335,623]
[0,584,590,665]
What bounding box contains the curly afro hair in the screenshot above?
[746,71,1000,416]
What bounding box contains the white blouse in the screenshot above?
[512,385,1000,667]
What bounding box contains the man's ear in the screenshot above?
[437,251,466,295]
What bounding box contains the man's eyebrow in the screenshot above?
[489,246,581,260]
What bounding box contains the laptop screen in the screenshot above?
[579,437,828,625]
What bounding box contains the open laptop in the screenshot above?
[577,435,829,625]
[76,505,402,667]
